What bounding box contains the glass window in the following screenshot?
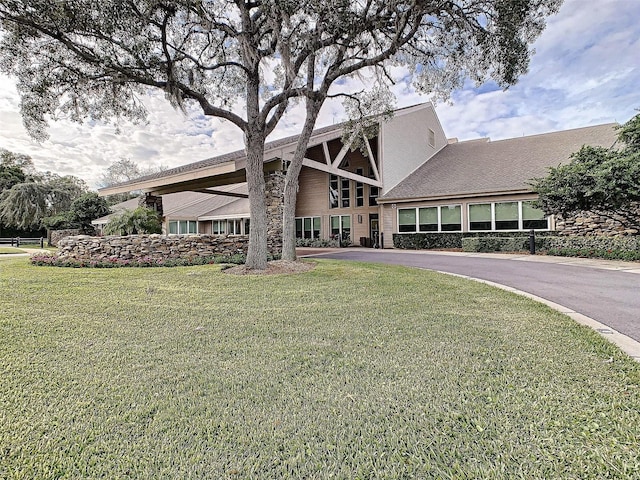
[313,217,321,238]
[469,204,492,231]
[355,168,364,207]
[188,221,197,234]
[330,215,351,242]
[179,220,187,234]
[212,220,226,235]
[398,208,417,233]
[331,215,340,237]
[329,175,339,208]
[341,178,350,207]
[303,217,312,238]
[369,185,379,206]
[295,218,303,238]
[418,207,438,232]
[522,201,548,229]
[440,205,461,231]
[169,221,178,235]
[341,216,351,242]
[495,202,518,230]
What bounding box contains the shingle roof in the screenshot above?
[380,123,619,201]
[165,184,248,218]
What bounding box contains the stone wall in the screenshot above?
[556,208,639,237]
[265,170,285,251]
[56,234,249,262]
[50,229,83,247]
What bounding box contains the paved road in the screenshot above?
[306,249,640,343]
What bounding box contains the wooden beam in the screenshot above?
[322,141,331,165]
[331,129,359,168]
[302,158,382,187]
[191,189,249,199]
[364,135,380,181]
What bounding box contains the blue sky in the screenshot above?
[0,0,638,188]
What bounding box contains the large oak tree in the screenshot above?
[0,0,562,268]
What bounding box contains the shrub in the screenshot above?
[542,236,640,261]
[30,252,250,268]
[296,238,340,248]
[103,207,162,235]
[394,231,559,250]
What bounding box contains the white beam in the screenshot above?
[302,158,382,187]
[364,135,380,181]
[331,129,359,168]
[322,141,331,165]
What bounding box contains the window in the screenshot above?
[468,201,549,231]
[428,128,436,147]
[522,201,548,229]
[398,208,417,232]
[440,205,461,231]
[212,220,226,235]
[330,215,351,242]
[228,219,242,235]
[355,168,364,207]
[469,203,492,231]
[495,202,519,230]
[296,216,321,239]
[329,175,339,208]
[168,220,197,234]
[368,166,379,206]
[418,207,438,232]
[398,205,461,233]
[341,178,350,207]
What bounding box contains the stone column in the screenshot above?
[139,193,163,217]
[264,170,285,253]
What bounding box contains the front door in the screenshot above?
[369,214,379,248]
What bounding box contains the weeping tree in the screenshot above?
[0,0,562,268]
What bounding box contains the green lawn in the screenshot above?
[1,258,639,479]
[0,247,26,254]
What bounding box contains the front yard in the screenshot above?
[1,257,639,478]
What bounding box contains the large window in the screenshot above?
[295,216,321,239]
[398,205,461,233]
[341,178,350,207]
[355,168,364,207]
[329,175,339,208]
[469,203,492,231]
[168,220,197,234]
[212,220,226,235]
[468,201,548,231]
[330,215,351,242]
[522,201,548,229]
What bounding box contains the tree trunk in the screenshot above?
[244,128,268,270]
[281,98,323,261]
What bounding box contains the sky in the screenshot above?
[0,0,638,189]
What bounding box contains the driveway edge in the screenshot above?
[436,270,640,362]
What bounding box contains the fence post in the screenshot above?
[16,237,20,247]
[40,237,44,248]
[380,232,384,249]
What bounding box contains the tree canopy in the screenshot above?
[532,113,640,231]
[0,150,88,231]
[0,0,563,267]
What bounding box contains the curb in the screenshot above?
[435,270,640,362]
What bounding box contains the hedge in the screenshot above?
[542,236,640,261]
[393,231,558,250]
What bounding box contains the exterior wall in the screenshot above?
[56,234,249,262]
[295,163,380,244]
[380,104,447,194]
[381,193,548,247]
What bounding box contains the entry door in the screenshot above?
[369,214,379,248]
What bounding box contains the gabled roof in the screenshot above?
[379,123,619,202]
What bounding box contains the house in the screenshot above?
[98,103,618,246]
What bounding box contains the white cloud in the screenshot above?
[0,0,638,188]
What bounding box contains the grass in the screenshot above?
[1,258,640,479]
[0,247,26,254]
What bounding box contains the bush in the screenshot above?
[296,238,340,248]
[104,207,162,235]
[462,236,551,253]
[393,231,559,250]
[30,253,250,268]
[542,236,640,261]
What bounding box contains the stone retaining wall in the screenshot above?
[56,234,249,262]
[556,208,639,237]
[50,229,83,247]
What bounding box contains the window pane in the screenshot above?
[341,178,350,207]
[329,175,339,208]
[398,208,416,233]
[522,201,547,229]
[495,202,518,230]
[440,205,461,231]
[179,221,187,234]
[418,207,438,232]
[341,215,351,229]
[169,221,178,234]
[303,217,312,238]
[295,218,303,238]
[188,221,197,234]
[313,217,321,239]
[469,204,491,231]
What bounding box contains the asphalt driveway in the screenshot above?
[304,249,640,344]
